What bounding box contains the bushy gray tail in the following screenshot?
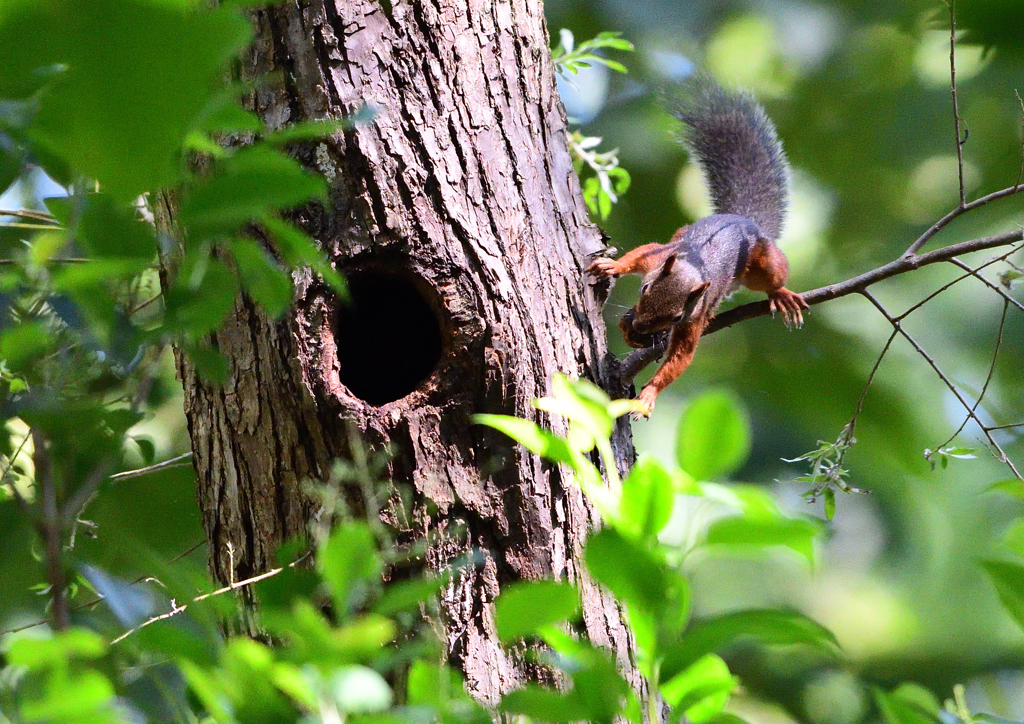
[667,77,789,240]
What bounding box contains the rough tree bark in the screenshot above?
[176,0,637,701]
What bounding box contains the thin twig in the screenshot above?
[937,299,1009,450]
[1015,90,1024,191]
[33,429,70,631]
[850,329,899,427]
[0,209,58,223]
[861,290,1022,480]
[948,257,1024,314]
[950,0,967,208]
[904,185,1024,258]
[110,551,312,646]
[108,453,194,482]
[0,257,92,265]
[988,423,1024,432]
[895,246,1021,320]
[126,293,163,317]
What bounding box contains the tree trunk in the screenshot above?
[178,0,637,702]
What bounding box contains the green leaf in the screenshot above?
[20,670,117,722]
[195,90,264,133]
[660,609,837,682]
[183,342,229,384]
[180,146,327,235]
[660,654,735,722]
[407,661,476,710]
[373,575,447,615]
[0,321,52,370]
[48,193,156,260]
[230,238,294,317]
[261,215,347,296]
[617,454,674,543]
[676,391,751,480]
[988,478,1024,501]
[163,257,239,336]
[872,683,940,724]
[13,0,251,200]
[494,580,580,642]
[704,514,821,564]
[262,118,365,145]
[824,487,836,521]
[329,666,393,714]
[585,529,669,616]
[317,522,382,614]
[981,557,1024,632]
[500,685,591,723]
[6,628,107,669]
[473,414,576,467]
[584,529,690,657]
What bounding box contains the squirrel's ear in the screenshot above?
[687,281,711,305]
[660,253,677,276]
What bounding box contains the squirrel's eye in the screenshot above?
[672,312,685,323]
[640,283,650,295]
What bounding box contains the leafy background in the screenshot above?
[549,0,1024,715]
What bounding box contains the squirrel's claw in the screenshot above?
[631,386,658,421]
[587,257,622,280]
[768,288,808,329]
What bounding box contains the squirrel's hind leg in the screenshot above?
[742,239,808,328]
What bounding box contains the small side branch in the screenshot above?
[861,290,1022,481]
[903,186,1024,257]
[110,552,311,646]
[950,0,967,208]
[936,299,1009,450]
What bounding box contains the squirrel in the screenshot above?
[587,78,807,418]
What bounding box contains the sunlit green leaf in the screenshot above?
[980,557,1024,632]
[500,685,591,723]
[660,654,735,722]
[7,628,107,668]
[317,522,381,614]
[373,575,447,616]
[230,238,293,318]
[872,683,940,724]
[676,391,751,480]
[705,513,821,564]
[617,454,674,543]
[329,666,393,713]
[660,609,837,682]
[180,146,327,235]
[495,580,580,642]
[8,0,251,199]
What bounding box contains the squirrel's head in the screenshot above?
[632,253,710,334]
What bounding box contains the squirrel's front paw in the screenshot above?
[587,257,623,280]
[768,288,809,329]
[631,386,659,420]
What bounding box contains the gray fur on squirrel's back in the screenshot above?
[667,78,790,241]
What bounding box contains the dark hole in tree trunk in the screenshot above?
[333,270,443,405]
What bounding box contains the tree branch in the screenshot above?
[706,230,1023,335]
